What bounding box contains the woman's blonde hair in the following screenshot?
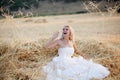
[61,25,75,41]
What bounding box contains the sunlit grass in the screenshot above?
[0,12,120,80]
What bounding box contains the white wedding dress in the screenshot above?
[42,47,110,80]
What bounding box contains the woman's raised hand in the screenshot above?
[51,31,59,40]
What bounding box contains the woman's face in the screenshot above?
[62,26,70,38]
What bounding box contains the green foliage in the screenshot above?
[64,0,79,3]
[0,0,11,7]
[10,0,23,10]
[0,0,39,11]
[0,0,81,11]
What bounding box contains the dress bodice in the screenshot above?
[58,47,74,58]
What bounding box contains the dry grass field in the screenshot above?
[0,13,120,80]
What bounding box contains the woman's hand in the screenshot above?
[73,42,89,59]
[51,31,59,40]
[82,55,89,60]
[44,31,59,49]
[77,51,88,59]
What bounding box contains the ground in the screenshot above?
[0,13,120,80]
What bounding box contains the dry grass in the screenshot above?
[0,39,119,80]
[0,13,120,80]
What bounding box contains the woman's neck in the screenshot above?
[63,37,69,41]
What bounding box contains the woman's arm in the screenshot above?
[73,42,88,59]
[44,32,60,49]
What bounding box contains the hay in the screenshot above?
[0,39,120,80]
[34,19,48,23]
[0,12,120,80]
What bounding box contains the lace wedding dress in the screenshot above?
[42,47,110,80]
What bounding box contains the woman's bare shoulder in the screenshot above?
[56,39,62,43]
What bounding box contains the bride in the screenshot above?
[42,26,110,80]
